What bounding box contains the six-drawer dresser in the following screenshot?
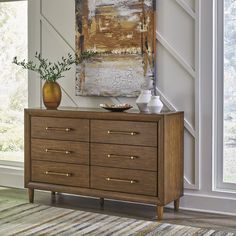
[25,108,184,220]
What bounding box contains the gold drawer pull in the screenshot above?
[45,149,71,155]
[45,127,72,132]
[106,177,137,184]
[107,154,138,160]
[45,171,71,177]
[107,130,138,136]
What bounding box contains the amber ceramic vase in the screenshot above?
[43,81,62,109]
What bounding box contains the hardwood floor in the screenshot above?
[0,187,235,234]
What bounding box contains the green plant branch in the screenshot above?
[13,51,97,83]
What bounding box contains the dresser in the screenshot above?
[25,108,184,220]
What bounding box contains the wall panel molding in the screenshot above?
[176,0,196,19]
[40,13,75,52]
[156,86,197,190]
[156,31,195,78]
[156,87,195,137]
[194,0,201,190]
[156,0,200,190]
[33,0,200,190]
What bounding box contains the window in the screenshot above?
[0,1,28,166]
[214,0,236,191]
[223,0,236,184]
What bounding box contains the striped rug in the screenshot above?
[0,199,234,236]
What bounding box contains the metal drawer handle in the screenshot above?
[45,149,71,155]
[107,154,138,160]
[107,130,138,136]
[45,171,72,177]
[106,177,137,184]
[45,127,72,132]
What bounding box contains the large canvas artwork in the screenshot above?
[75,0,156,97]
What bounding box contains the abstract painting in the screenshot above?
[75,0,156,97]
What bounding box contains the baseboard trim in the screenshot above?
[173,193,236,216]
[0,166,24,189]
[176,206,236,217]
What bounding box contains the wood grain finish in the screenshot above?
[91,166,157,196]
[28,189,34,203]
[163,114,184,204]
[91,120,157,146]
[26,108,175,122]
[31,117,89,141]
[31,139,89,165]
[174,199,180,211]
[24,110,31,188]
[99,197,104,207]
[157,206,164,220]
[28,182,160,205]
[32,160,89,188]
[91,143,157,171]
[25,108,184,221]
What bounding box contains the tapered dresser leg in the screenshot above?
[174,199,180,211]
[99,198,104,207]
[157,206,163,221]
[28,189,34,203]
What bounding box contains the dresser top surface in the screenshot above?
[25,107,183,122]
[26,107,183,115]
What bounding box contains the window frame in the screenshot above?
[0,0,28,169]
[213,0,236,192]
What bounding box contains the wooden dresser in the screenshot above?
[25,108,184,220]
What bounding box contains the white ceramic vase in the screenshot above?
[136,90,152,112]
[147,96,163,114]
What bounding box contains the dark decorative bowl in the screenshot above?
[100,104,133,112]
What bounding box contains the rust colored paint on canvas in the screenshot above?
[75,0,156,97]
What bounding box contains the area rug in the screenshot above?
[0,199,234,236]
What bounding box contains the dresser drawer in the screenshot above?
[91,166,157,196]
[91,143,157,171]
[91,120,157,146]
[31,117,89,141]
[32,161,89,187]
[31,139,89,165]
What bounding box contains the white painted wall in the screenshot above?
[28,0,198,190]
[25,0,236,215]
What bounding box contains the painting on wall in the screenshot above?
[75,0,156,97]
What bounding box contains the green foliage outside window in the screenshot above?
[0,2,27,162]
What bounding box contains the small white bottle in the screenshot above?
[136,90,152,112]
[147,96,163,114]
